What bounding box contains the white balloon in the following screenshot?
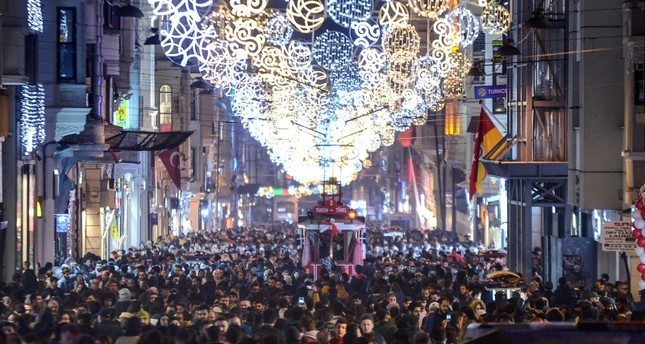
[641,254,645,264]
[640,280,645,290]
[633,210,643,220]
[636,247,645,256]
[634,219,645,229]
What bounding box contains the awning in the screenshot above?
[105,130,194,151]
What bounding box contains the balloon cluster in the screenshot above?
[632,187,645,291]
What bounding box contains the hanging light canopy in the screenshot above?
[150,0,506,184]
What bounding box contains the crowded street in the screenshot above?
[1,225,644,343]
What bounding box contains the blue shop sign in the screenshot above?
[55,214,70,233]
[474,85,507,99]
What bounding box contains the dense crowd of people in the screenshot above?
[1,224,644,344]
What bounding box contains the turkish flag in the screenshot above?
[159,147,181,190]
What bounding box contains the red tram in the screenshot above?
[298,179,366,280]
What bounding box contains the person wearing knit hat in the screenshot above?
[118,288,131,302]
[137,310,150,322]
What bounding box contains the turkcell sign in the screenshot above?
[474,85,507,99]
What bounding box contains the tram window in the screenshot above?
[333,233,345,261]
[320,234,330,259]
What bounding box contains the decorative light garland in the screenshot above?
[20,84,46,155]
[27,0,44,33]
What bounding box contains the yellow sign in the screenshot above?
[114,98,129,128]
[111,225,119,239]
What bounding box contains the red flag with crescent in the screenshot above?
[159,147,181,190]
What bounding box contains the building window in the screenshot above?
[103,3,121,30]
[159,85,172,132]
[191,147,196,178]
[57,8,76,80]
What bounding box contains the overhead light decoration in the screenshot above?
[447,6,481,48]
[378,1,410,26]
[327,0,373,28]
[20,84,46,155]
[265,13,294,46]
[407,0,451,20]
[27,0,44,33]
[350,19,380,48]
[150,0,505,185]
[312,31,354,71]
[481,1,511,35]
[286,0,326,33]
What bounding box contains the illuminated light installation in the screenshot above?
[150,0,502,184]
[407,0,451,20]
[327,0,373,28]
[312,31,354,71]
[225,17,267,59]
[229,0,268,17]
[286,0,326,33]
[284,41,313,70]
[382,23,421,63]
[447,6,481,48]
[161,10,214,66]
[350,19,380,48]
[265,14,294,46]
[27,0,44,33]
[442,74,464,98]
[20,84,46,154]
[481,1,511,35]
[358,47,387,72]
[378,1,410,26]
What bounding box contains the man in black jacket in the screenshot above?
[253,309,286,344]
[96,309,123,342]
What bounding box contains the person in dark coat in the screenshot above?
[253,309,286,344]
[552,277,578,308]
[96,309,123,342]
